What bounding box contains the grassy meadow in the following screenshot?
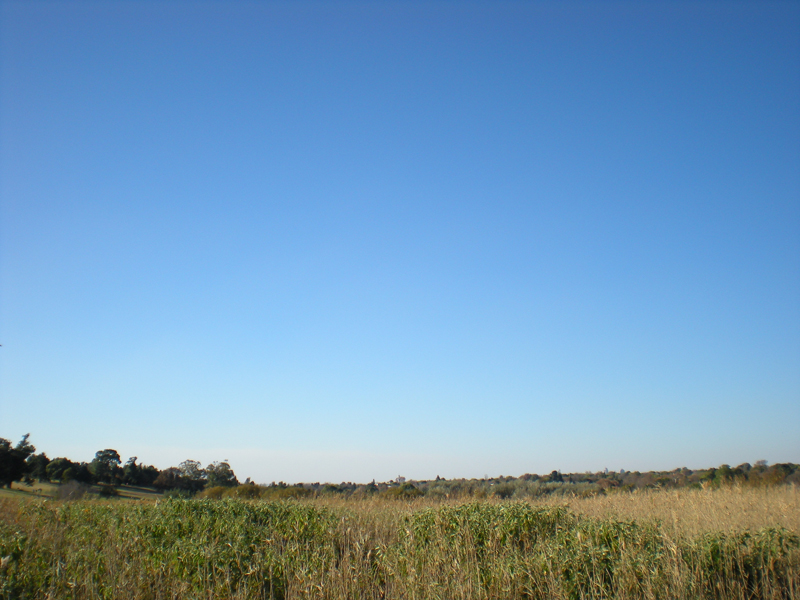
[1,485,798,599]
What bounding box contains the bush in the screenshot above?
[383,482,423,499]
[96,484,118,497]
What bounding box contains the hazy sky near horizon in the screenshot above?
[1,1,798,484]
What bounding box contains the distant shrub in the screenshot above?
[492,482,515,499]
[201,486,228,500]
[96,484,118,497]
[226,484,267,499]
[383,482,423,499]
[262,485,313,500]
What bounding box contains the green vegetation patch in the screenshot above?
[1,499,336,600]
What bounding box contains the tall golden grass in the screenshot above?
[0,485,798,599]
[538,485,800,536]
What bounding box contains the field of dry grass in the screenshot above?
[538,485,800,536]
[1,484,798,599]
[307,484,800,535]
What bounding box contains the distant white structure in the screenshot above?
[397,476,405,484]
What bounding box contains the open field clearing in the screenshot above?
[1,482,162,502]
[1,486,798,599]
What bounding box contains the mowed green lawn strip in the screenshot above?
[4,481,162,501]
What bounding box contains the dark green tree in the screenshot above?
[46,457,74,482]
[90,449,122,484]
[152,467,183,491]
[138,464,161,487]
[152,461,207,494]
[121,456,161,487]
[26,452,50,482]
[179,460,206,492]
[206,461,238,488]
[0,435,36,488]
[122,457,141,485]
[60,461,93,484]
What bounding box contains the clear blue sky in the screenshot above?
[1,1,798,484]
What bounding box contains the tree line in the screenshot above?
[0,434,238,493]
[2,434,798,500]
